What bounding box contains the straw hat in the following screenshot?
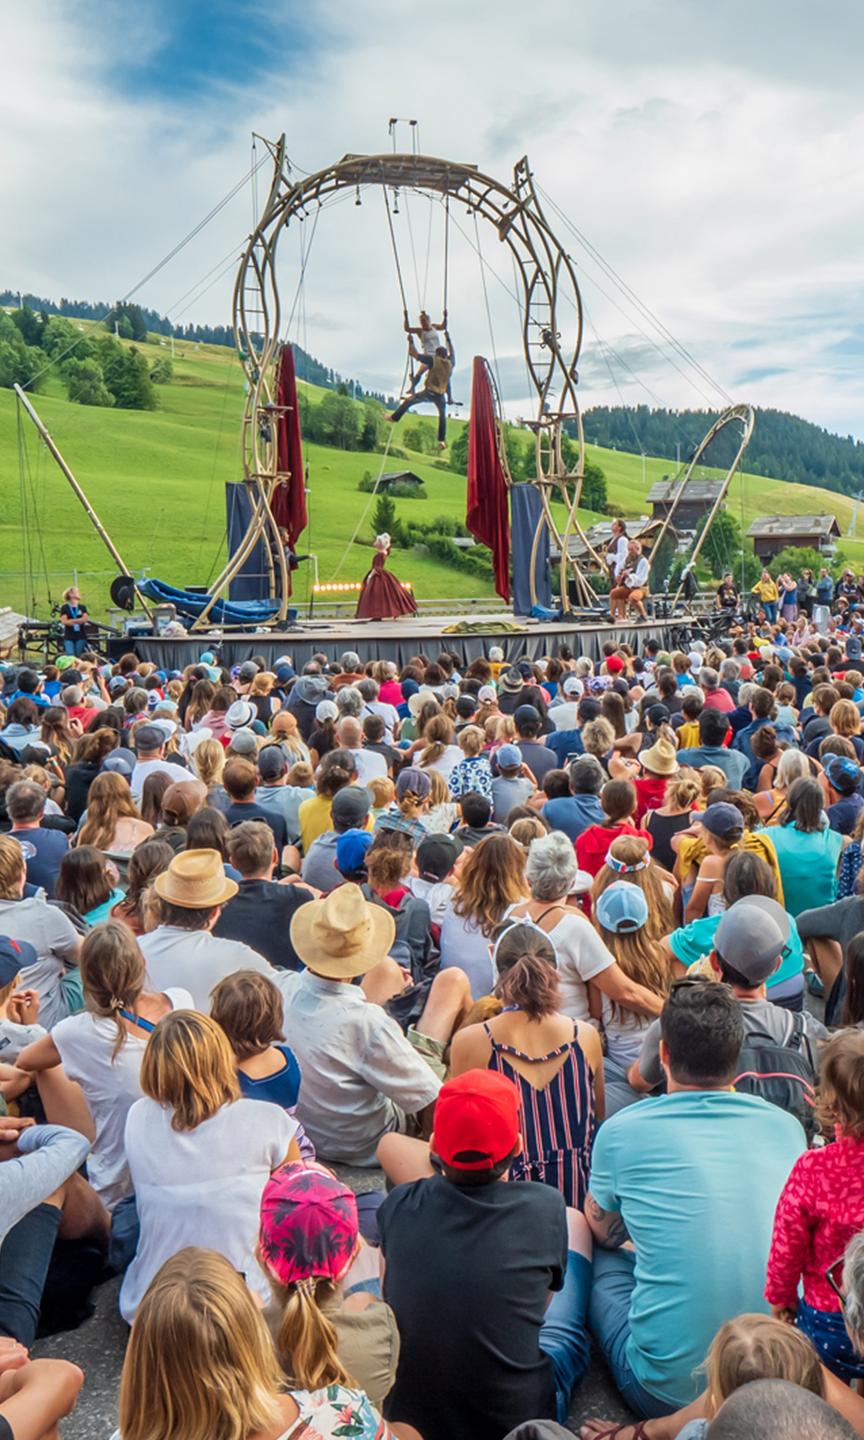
[639,737,679,777]
[407,688,437,719]
[153,848,238,908]
[290,883,395,979]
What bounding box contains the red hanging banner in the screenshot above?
[466,357,510,602]
[272,343,308,547]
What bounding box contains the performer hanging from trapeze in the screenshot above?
[355,532,418,620]
[387,343,453,449]
[403,310,452,401]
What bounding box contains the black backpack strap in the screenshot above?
[786,1009,806,1052]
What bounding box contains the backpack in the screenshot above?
[733,1011,817,1139]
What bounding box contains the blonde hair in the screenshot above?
[704,1313,824,1417]
[831,698,862,738]
[426,768,450,807]
[251,673,273,695]
[582,717,615,758]
[78,771,142,851]
[509,816,547,849]
[118,1248,283,1440]
[0,835,25,900]
[665,771,700,811]
[272,1276,357,1391]
[698,765,726,803]
[458,725,485,758]
[368,776,395,809]
[419,714,456,767]
[79,922,147,1059]
[140,1011,239,1132]
[193,739,225,790]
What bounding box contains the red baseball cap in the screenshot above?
[433,1069,521,1171]
[605,654,624,674]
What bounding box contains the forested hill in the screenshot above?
[583,405,864,498]
[0,288,380,399]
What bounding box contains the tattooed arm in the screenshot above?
[585,1190,630,1250]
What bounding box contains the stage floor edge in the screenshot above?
[109,612,692,669]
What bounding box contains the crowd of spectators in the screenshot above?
[1,621,864,1439]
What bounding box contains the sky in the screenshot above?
[4,0,864,438]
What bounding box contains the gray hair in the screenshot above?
[525,830,577,901]
[720,658,740,681]
[6,779,46,824]
[575,657,594,678]
[335,686,363,718]
[777,748,810,789]
[706,1379,856,1438]
[737,682,756,707]
[700,667,719,691]
[61,685,83,706]
[570,754,604,795]
[340,651,362,672]
[843,1230,864,1352]
[357,677,379,702]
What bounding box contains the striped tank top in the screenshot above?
[483,1020,596,1207]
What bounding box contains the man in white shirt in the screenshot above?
[139,848,274,1009]
[336,716,387,787]
[280,884,471,1165]
[549,674,584,731]
[130,724,197,805]
[357,678,400,744]
[610,539,650,622]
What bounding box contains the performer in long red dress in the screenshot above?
[356,533,417,620]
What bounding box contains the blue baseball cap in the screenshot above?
[691,802,744,838]
[595,881,649,934]
[826,755,862,795]
[0,936,37,988]
[336,829,373,876]
[497,744,522,770]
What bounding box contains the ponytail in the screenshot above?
[492,921,560,1021]
[79,922,146,1059]
[275,1279,357,1392]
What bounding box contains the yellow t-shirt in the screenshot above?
[298,793,373,854]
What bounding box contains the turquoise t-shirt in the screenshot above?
[84,888,125,927]
[668,912,804,991]
[758,825,842,918]
[588,1091,805,1407]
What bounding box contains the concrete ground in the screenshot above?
[31,1161,633,1439]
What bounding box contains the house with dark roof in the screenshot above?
[747,514,840,561]
[647,477,725,529]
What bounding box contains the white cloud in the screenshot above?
[2,1,864,435]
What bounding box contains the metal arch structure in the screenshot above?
[636,402,755,605]
[195,134,606,629]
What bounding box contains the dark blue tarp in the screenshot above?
[510,484,551,615]
[139,578,280,627]
[226,483,270,601]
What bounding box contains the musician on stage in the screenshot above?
[606,519,629,619]
[609,538,650,622]
[59,585,90,657]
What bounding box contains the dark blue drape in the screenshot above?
[226,483,270,601]
[510,484,551,614]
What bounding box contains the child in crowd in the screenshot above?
[766,1029,864,1382]
[209,969,313,1159]
[0,937,45,1062]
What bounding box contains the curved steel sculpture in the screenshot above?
[192,135,603,628]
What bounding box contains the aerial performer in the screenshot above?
[355,532,418,620]
[388,344,453,450]
[404,309,452,401]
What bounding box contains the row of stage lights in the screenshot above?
[312,581,414,594]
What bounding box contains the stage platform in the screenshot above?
[110,610,700,670]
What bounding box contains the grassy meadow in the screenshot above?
[1,326,861,621]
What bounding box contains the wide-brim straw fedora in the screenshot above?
[640,738,679,777]
[291,883,395,979]
[153,848,238,908]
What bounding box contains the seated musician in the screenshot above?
[609,538,650,622]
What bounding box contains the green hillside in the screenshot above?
[1,328,860,621]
